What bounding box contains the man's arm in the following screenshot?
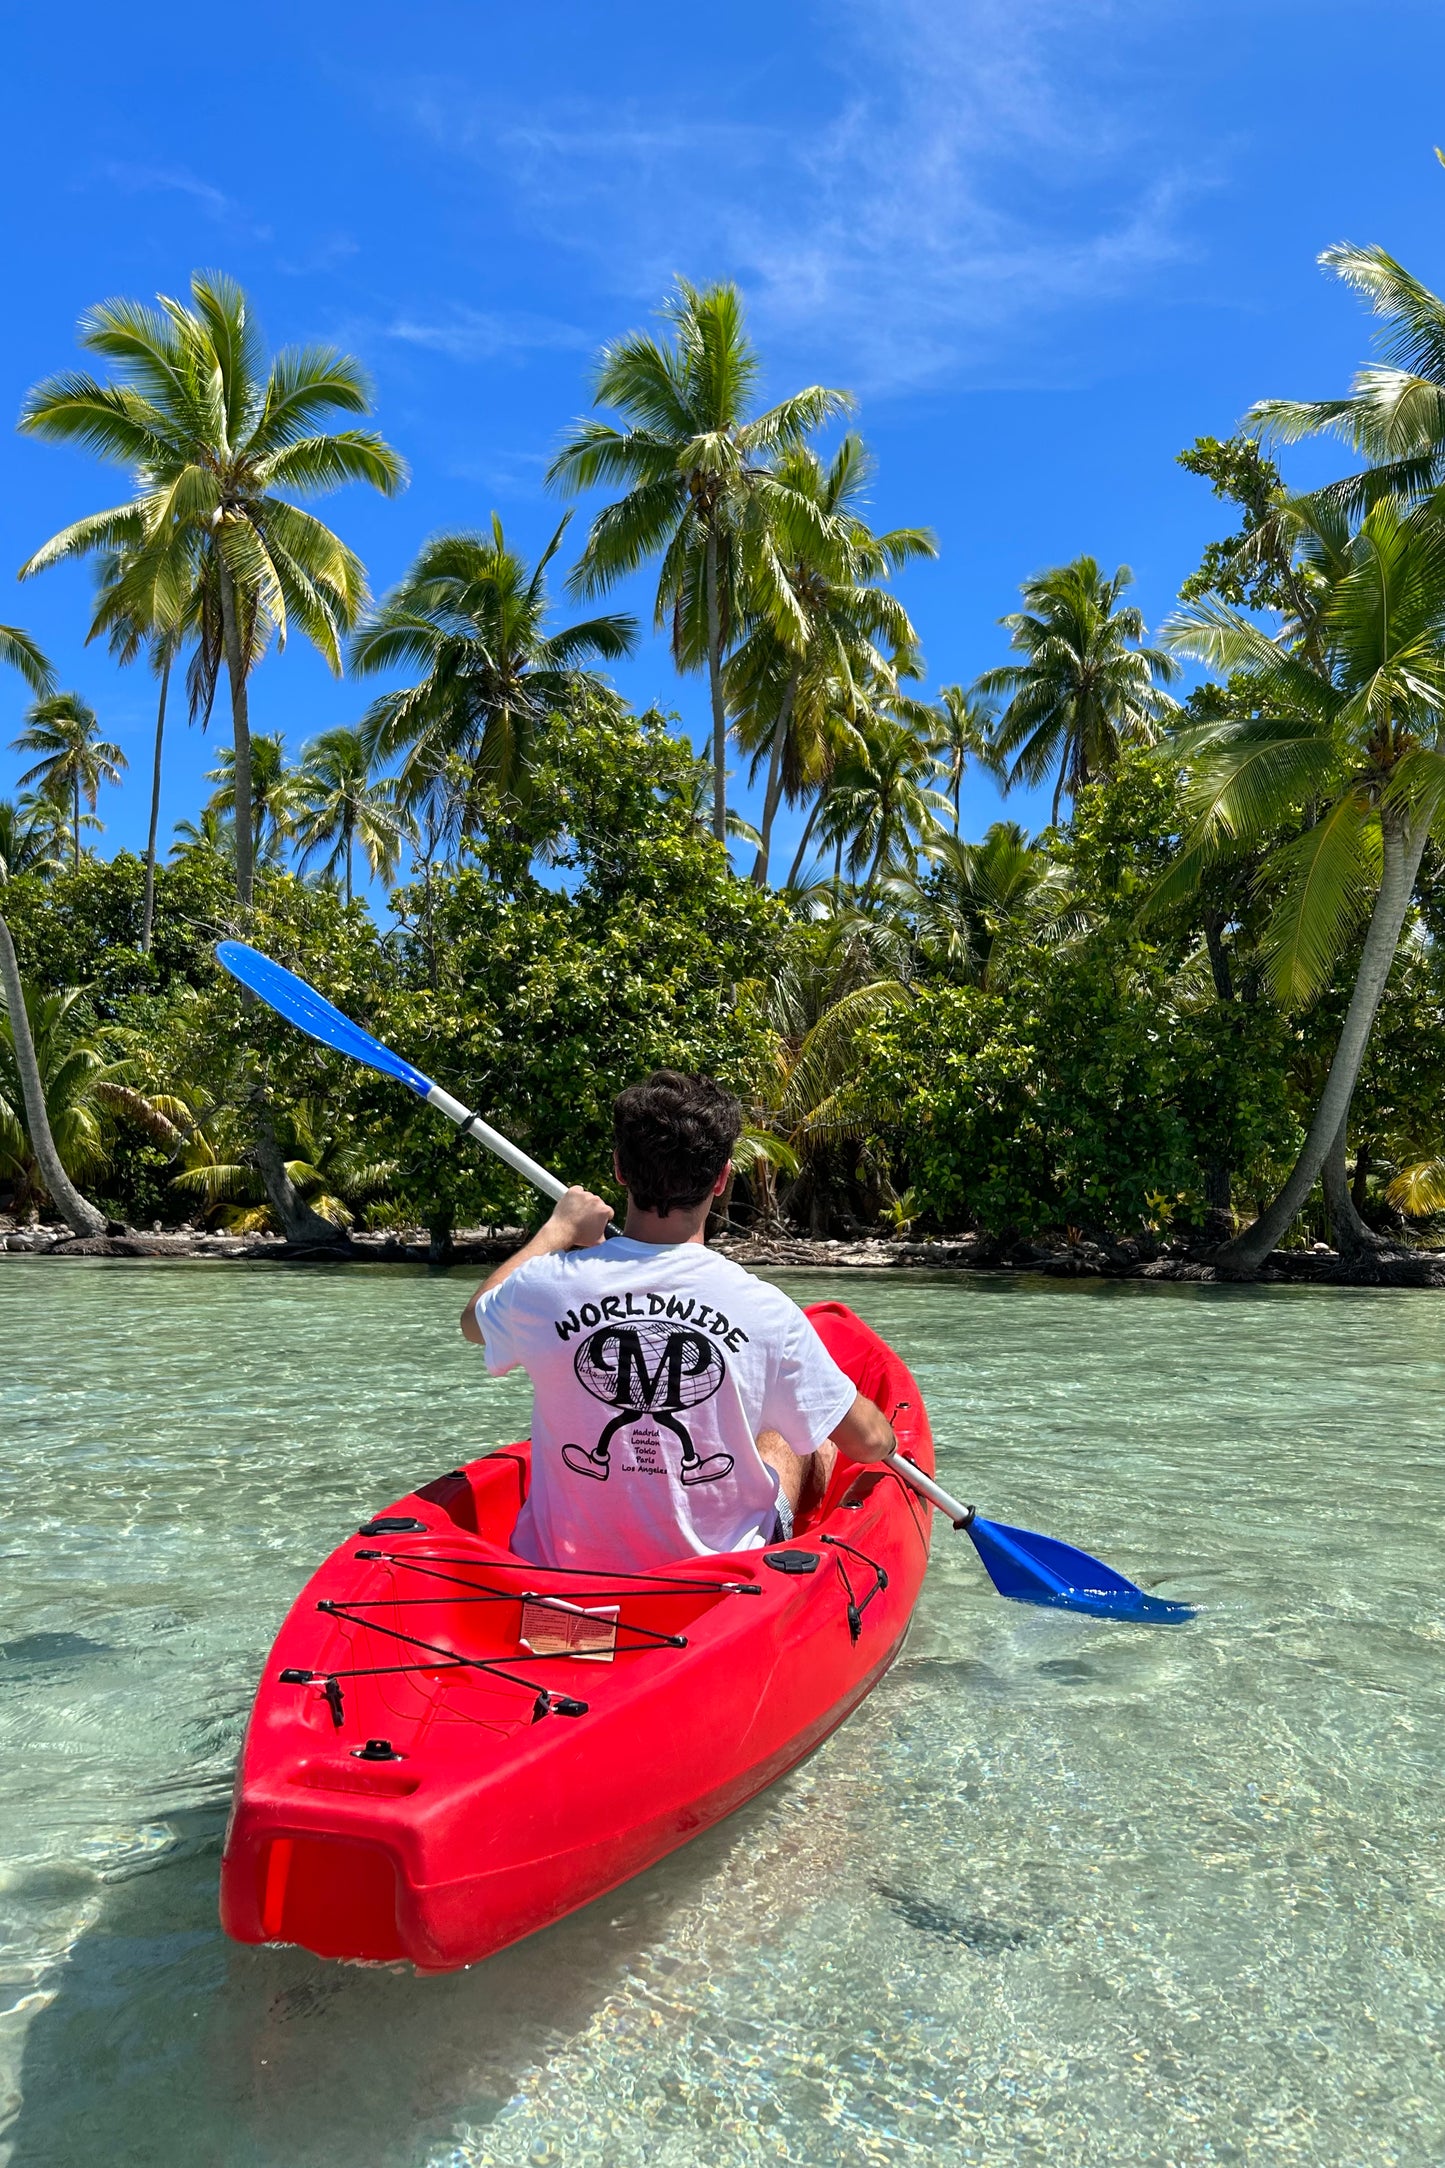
[831,1392,898,1465]
[459,1186,612,1344]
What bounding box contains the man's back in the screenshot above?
[472,1237,856,1570]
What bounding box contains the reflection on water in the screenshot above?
[0,1261,1441,2166]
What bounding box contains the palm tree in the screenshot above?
[204,733,300,868]
[0,627,104,1237]
[0,984,177,1212]
[169,804,231,863]
[934,685,1004,829]
[1249,244,1445,515]
[19,270,406,906]
[351,517,635,841]
[909,824,1077,987]
[669,761,761,849]
[739,897,915,1234]
[727,435,935,884]
[292,727,412,905]
[168,1094,396,1232]
[815,693,951,895]
[0,797,64,882]
[547,279,852,843]
[977,559,1180,824]
[11,693,126,873]
[88,537,204,952]
[1158,493,1445,1271]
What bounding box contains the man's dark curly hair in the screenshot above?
[613,1071,743,1217]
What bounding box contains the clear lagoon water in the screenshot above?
[0,1259,1441,2168]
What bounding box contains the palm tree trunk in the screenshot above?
[248,1085,347,1248]
[705,523,728,848]
[345,828,353,909]
[863,822,889,898]
[0,905,106,1236]
[750,670,799,886]
[218,554,255,908]
[72,773,80,874]
[784,792,825,890]
[141,649,172,955]
[1322,1113,1381,1258]
[1216,806,1430,1273]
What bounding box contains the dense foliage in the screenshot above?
[8,251,1445,1262]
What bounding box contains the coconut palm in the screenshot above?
[727,435,935,885]
[11,693,126,873]
[815,694,951,896]
[909,824,1078,987]
[19,271,406,905]
[169,1094,396,1232]
[351,518,635,842]
[88,538,205,952]
[548,280,852,844]
[669,761,761,849]
[0,982,173,1214]
[169,804,231,863]
[0,629,103,1237]
[977,559,1180,824]
[291,727,412,905]
[1250,245,1445,516]
[1158,492,1445,1270]
[739,894,916,1234]
[0,796,64,882]
[934,684,1004,829]
[203,733,300,868]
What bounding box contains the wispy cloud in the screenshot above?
[391,0,1200,394]
[379,306,592,362]
[97,162,273,243]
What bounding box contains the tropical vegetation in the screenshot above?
[8,247,1445,1273]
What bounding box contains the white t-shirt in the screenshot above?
[471,1237,857,1570]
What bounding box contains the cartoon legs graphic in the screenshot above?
[561,1406,735,1486]
[563,1323,736,1486]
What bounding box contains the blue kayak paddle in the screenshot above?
[216,939,1195,1626]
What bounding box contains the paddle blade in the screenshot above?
[967,1516,1195,1624]
[215,942,434,1100]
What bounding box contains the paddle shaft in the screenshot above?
[892,1455,973,1529]
[423,1085,569,1204]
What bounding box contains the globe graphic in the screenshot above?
[574,1322,725,1409]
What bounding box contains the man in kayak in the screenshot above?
[461,1070,899,1570]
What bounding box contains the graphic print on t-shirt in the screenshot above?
[562,1320,736,1488]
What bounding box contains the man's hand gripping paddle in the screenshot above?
[216,940,1194,1626]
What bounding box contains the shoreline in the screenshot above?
[4,1221,1445,1288]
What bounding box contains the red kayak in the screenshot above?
[220,1301,934,1970]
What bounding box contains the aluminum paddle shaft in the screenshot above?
[422,1085,567,1204]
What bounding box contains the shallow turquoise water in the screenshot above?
[0,1260,1441,2167]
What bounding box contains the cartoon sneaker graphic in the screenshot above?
[561,1442,611,1481]
[678,1449,735,1487]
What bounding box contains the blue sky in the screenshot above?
[3,0,1442,888]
